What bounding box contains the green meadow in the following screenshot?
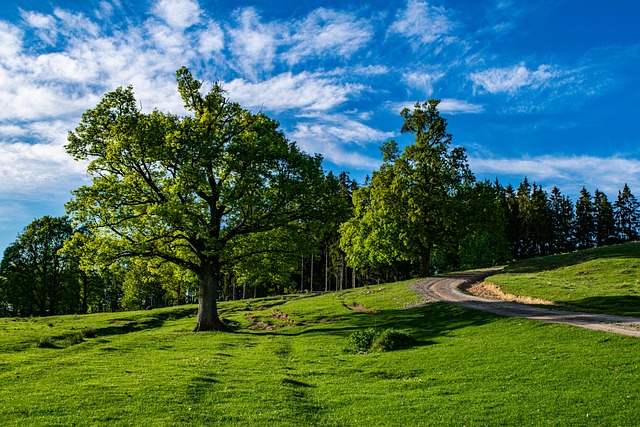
[2,252,640,426]
[488,242,640,316]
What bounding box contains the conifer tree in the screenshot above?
[575,187,597,249]
[549,187,575,254]
[594,189,616,246]
[614,183,640,242]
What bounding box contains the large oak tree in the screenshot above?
[66,68,331,331]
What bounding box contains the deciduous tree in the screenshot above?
[66,68,331,331]
[340,100,474,276]
[0,216,79,316]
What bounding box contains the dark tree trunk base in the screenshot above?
[193,319,234,332]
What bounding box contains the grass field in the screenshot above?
[488,242,640,316]
[2,264,640,426]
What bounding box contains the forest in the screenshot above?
[1,69,639,329]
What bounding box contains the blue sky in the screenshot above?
[0,0,639,253]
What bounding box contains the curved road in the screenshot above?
[410,269,640,338]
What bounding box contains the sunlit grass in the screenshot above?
[488,242,640,315]
[1,278,640,426]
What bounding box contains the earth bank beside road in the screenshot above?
[410,269,640,338]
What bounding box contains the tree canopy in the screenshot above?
[340,100,474,276]
[65,67,333,331]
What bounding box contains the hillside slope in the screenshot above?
[487,242,640,316]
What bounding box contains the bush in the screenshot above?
[65,333,85,346]
[345,327,377,353]
[345,327,415,353]
[373,329,415,351]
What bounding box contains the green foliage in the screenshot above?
[345,327,415,353]
[65,67,334,331]
[341,100,474,277]
[372,328,415,351]
[345,327,377,352]
[0,216,85,316]
[614,184,640,242]
[575,187,597,250]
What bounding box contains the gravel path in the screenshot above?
[409,268,640,338]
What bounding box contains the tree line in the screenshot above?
[1,68,638,329]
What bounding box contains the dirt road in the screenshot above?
[410,269,640,338]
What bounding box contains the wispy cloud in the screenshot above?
[152,0,202,30]
[227,8,279,81]
[388,0,453,48]
[469,63,559,94]
[284,8,373,65]
[470,154,640,197]
[0,121,89,196]
[224,72,365,113]
[290,114,393,170]
[386,99,484,115]
[401,70,445,96]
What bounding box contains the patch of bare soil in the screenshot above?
[464,281,559,306]
[246,309,326,330]
[344,302,376,313]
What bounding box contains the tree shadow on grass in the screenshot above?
[503,242,640,274]
[91,306,196,339]
[234,301,500,347]
[562,295,640,317]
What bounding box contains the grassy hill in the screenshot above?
[488,241,640,316]
[2,257,640,426]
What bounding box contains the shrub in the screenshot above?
[345,327,377,353]
[65,333,85,346]
[373,329,415,351]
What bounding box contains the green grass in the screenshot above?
[488,242,640,315]
[1,277,640,426]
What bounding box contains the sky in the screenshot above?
[0,0,639,254]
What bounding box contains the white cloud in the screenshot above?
[290,114,393,170]
[470,155,640,197]
[227,8,279,81]
[197,22,224,56]
[402,70,445,96]
[352,65,389,76]
[0,22,23,58]
[152,0,202,30]
[438,99,484,114]
[469,63,559,94]
[0,123,89,197]
[284,8,373,65]
[52,8,101,39]
[224,72,365,113]
[389,0,452,48]
[386,99,483,115]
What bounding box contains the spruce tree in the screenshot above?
[594,189,616,246]
[575,187,596,249]
[614,183,640,242]
[549,187,575,254]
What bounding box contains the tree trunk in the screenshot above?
[310,254,314,292]
[82,273,89,314]
[352,266,356,288]
[194,261,231,332]
[324,248,328,292]
[419,245,432,277]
